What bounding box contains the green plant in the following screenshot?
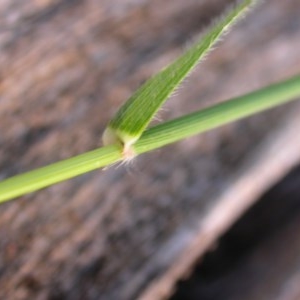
[0,0,299,203]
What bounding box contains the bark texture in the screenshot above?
[0,0,300,299]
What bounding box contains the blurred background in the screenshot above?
[0,0,300,299]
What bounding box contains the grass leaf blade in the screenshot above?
[103,0,256,150]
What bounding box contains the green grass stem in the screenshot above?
[136,75,300,152]
[0,74,299,203]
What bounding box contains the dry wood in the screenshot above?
[0,0,300,299]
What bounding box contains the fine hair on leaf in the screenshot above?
[102,0,257,156]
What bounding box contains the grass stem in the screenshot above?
[0,75,299,203]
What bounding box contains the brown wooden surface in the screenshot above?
[0,0,300,299]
